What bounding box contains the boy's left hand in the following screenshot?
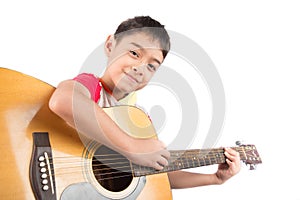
[215,147,241,184]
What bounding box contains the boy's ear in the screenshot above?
[104,35,114,57]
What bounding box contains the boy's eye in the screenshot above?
[130,50,139,58]
[148,64,157,72]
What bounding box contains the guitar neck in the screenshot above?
[132,147,247,177]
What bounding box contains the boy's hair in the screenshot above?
[114,16,170,59]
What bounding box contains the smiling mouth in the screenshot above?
[124,72,139,83]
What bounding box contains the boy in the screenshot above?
[49,16,240,190]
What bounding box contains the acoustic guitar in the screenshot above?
[0,68,262,200]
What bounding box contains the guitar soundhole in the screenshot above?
[92,146,133,192]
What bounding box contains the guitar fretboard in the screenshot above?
[132,147,248,177]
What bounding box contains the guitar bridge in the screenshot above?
[29,132,57,200]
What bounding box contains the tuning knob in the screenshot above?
[248,164,257,170]
[235,141,244,146]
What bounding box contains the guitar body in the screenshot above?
[0,68,172,199]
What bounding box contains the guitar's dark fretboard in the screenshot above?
[132,147,248,177]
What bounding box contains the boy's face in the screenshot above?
[103,32,164,96]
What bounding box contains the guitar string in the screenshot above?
[45,155,228,178]
[49,146,250,160]
[48,155,227,181]
[47,148,249,176]
[47,168,139,182]
[39,148,252,180]
[50,147,249,162]
[47,158,250,182]
[50,156,224,176]
[43,150,254,181]
[49,152,233,168]
[52,155,225,172]
[49,148,248,166]
[56,172,138,182]
[44,151,227,174]
[47,158,214,180]
[46,163,151,179]
[50,149,226,159]
[51,151,230,162]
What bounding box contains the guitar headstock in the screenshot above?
[237,143,262,170]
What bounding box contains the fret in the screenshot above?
[206,151,212,165]
[209,151,216,165]
[193,155,198,167]
[164,162,173,172]
[206,157,211,165]
[179,155,185,169]
[191,154,196,167]
[200,155,206,166]
[199,157,205,166]
[215,150,225,163]
[200,149,212,166]
[235,147,247,160]
[189,153,196,168]
[183,155,188,168]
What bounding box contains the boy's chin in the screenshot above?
[114,86,135,95]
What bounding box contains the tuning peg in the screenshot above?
[248,164,257,170]
[235,140,245,146]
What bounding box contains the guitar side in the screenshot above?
[0,68,172,200]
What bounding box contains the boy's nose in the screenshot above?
[132,66,143,76]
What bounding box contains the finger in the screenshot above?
[225,152,237,163]
[225,158,233,165]
[225,147,238,155]
[157,156,169,167]
[153,162,164,171]
[225,148,240,161]
[226,158,241,174]
[161,149,171,160]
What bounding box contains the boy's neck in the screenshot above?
[99,77,126,101]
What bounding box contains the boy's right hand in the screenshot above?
[121,137,170,170]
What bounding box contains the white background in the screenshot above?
[1,1,299,199]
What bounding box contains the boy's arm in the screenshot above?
[49,79,170,170]
[168,171,220,188]
[168,148,241,188]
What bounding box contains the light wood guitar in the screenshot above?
[0,68,262,200]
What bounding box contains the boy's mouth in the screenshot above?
[124,72,139,83]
